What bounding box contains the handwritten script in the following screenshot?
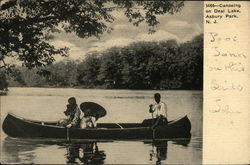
[209,99,241,114]
[204,2,249,163]
[207,32,247,114]
[210,79,243,92]
[209,32,237,43]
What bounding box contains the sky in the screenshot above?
[51,1,204,61]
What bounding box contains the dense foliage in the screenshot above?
[0,69,8,91]
[7,34,203,90]
[0,0,183,69]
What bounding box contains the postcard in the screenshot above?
[0,1,249,164]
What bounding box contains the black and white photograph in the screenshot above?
[0,1,203,164]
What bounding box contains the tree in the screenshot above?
[77,53,101,88]
[5,34,203,89]
[19,67,48,86]
[5,66,26,86]
[98,47,123,88]
[121,41,158,89]
[0,0,184,69]
[0,69,8,90]
[178,34,203,89]
[46,60,78,87]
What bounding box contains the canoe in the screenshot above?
[2,113,191,140]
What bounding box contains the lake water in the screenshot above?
[0,87,202,164]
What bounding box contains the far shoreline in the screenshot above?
[6,86,203,91]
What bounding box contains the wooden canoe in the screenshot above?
[2,113,191,140]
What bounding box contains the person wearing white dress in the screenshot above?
[80,109,97,128]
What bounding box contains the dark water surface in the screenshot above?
[0,88,202,164]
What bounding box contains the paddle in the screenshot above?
[149,104,155,140]
[67,127,70,141]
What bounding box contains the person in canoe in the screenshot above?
[79,102,107,128]
[58,97,81,128]
[80,109,97,128]
[149,93,168,126]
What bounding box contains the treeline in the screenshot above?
[0,70,8,91]
[7,34,203,90]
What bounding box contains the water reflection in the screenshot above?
[66,142,106,164]
[146,139,190,165]
[2,137,192,164]
[1,137,107,164]
[150,141,168,164]
[172,138,191,147]
[2,137,40,163]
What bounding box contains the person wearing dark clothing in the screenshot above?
[58,97,81,128]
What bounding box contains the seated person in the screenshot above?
[80,109,97,128]
[57,97,81,128]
